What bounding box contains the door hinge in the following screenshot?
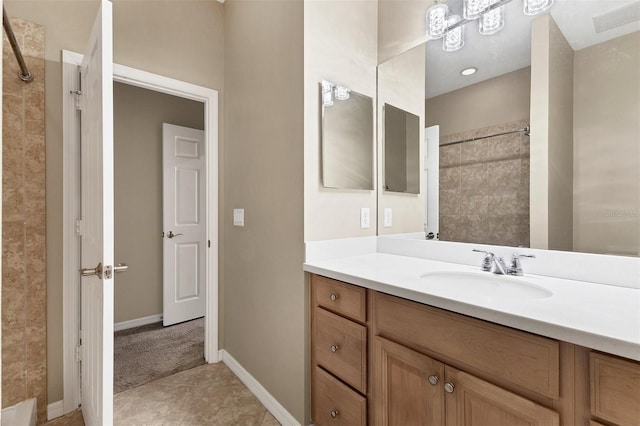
[75,219,83,236]
[208,240,211,248]
[71,90,82,110]
[75,345,82,363]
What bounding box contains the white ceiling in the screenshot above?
[425,0,640,98]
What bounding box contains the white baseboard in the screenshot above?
[221,350,300,426]
[47,400,64,421]
[114,314,163,332]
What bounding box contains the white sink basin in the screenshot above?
[420,271,553,301]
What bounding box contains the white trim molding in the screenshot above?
[113,314,163,332]
[221,350,300,426]
[47,400,64,421]
[62,49,220,413]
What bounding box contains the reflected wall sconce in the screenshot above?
[427,0,553,51]
[322,80,351,107]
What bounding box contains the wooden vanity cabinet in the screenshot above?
[311,275,368,426]
[589,352,640,426]
[309,273,640,426]
[370,292,560,426]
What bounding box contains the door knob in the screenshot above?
[167,231,183,239]
[428,375,439,386]
[80,262,103,279]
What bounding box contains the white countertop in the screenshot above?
[304,251,640,361]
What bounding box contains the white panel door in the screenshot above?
[425,125,440,238]
[162,123,206,326]
[79,1,114,425]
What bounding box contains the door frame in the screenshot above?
[61,49,219,414]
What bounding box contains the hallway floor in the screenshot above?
[45,363,280,425]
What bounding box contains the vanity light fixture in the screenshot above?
[426,0,553,52]
[461,67,478,75]
[321,80,352,106]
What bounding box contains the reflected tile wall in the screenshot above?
[2,18,47,424]
[439,120,530,247]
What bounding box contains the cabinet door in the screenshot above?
[374,337,445,426]
[444,366,559,426]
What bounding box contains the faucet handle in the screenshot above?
[509,254,535,276]
[472,249,494,272]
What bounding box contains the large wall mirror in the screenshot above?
[384,103,420,193]
[320,81,375,190]
[377,0,640,257]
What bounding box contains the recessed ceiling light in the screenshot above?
[461,67,477,76]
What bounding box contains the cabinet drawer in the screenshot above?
[315,307,367,393]
[590,352,640,426]
[313,366,366,426]
[313,275,366,322]
[374,291,560,399]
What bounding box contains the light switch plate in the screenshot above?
[233,209,244,227]
[360,207,370,229]
[384,208,393,227]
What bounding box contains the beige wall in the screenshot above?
[378,0,429,64]
[573,32,640,256]
[2,18,47,423]
[426,67,531,136]
[530,14,574,251]
[113,82,204,324]
[377,44,425,235]
[5,0,224,404]
[304,0,378,242]
[224,1,306,423]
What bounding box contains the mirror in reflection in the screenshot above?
[320,81,374,190]
[384,103,420,194]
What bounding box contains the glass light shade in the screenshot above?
[426,4,450,39]
[321,80,334,107]
[443,15,464,52]
[523,0,553,15]
[464,0,489,20]
[335,85,351,101]
[479,5,504,35]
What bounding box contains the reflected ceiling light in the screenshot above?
[426,0,554,52]
[460,67,477,75]
[523,0,554,16]
[443,15,465,51]
[321,80,352,107]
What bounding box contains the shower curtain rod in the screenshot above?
[3,6,34,82]
[440,126,530,147]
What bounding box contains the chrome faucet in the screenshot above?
[472,250,535,276]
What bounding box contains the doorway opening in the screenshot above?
[61,51,219,414]
[112,83,207,393]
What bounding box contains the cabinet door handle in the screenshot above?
[330,345,339,353]
[330,293,338,301]
[428,375,439,386]
[444,382,455,393]
[330,410,339,419]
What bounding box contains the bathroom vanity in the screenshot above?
[305,237,640,426]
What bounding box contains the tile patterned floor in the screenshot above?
[45,363,281,426]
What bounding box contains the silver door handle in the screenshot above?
[114,263,128,273]
[167,231,183,239]
[80,262,103,278]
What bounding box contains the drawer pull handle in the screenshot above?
[330,293,338,301]
[444,382,455,394]
[330,345,339,353]
[428,375,439,386]
[330,410,339,419]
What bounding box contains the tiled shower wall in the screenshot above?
[2,18,47,423]
[439,120,530,247]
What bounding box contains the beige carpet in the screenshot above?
[114,317,205,393]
